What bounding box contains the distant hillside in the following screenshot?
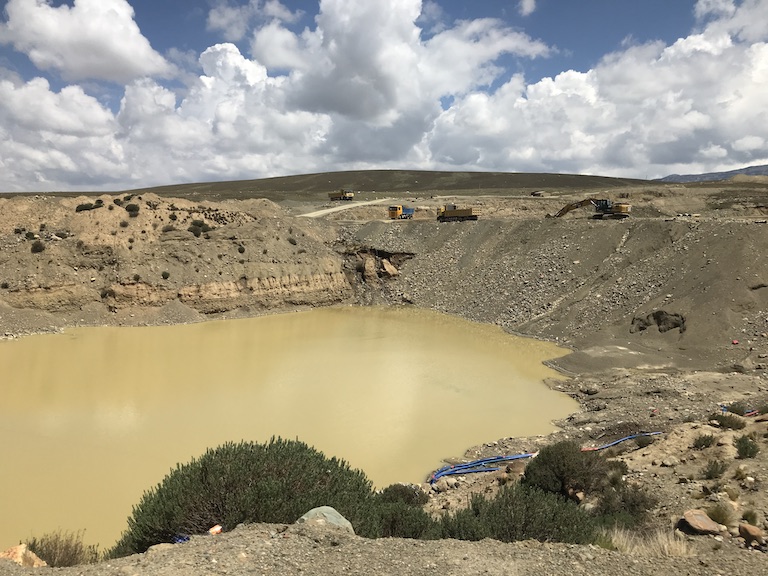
[122,170,647,202]
[8,170,649,202]
[658,164,768,183]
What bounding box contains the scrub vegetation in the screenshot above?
[25,530,101,567]
[104,438,656,559]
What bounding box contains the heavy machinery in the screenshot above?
[328,189,355,201]
[436,204,479,222]
[388,205,415,219]
[547,198,631,219]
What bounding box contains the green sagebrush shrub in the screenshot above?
[521,441,609,498]
[709,412,746,430]
[108,438,374,557]
[356,500,440,540]
[693,433,715,450]
[355,484,437,540]
[440,483,598,544]
[377,483,428,507]
[521,440,656,527]
[735,434,760,459]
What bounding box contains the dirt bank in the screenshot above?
[2,175,768,574]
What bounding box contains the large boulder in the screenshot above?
[0,544,47,568]
[678,509,725,535]
[296,506,355,535]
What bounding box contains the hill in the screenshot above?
[659,163,768,183]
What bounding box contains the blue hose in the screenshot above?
[429,432,662,483]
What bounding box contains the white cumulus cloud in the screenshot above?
[1,0,768,191]
[0,0,173,83]
[207,0,303,42]
[518,0,536,17]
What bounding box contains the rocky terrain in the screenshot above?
[2,171,768,575]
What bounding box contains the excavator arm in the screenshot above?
[548,198,597,218]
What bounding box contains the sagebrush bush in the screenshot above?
[30,239,45,253]
[709,413,746,430]
[359,501,440,539]
[522,441,612,498]
[26,530,100,567]
[521,440,654,527]
[693,434,715,450]
[635,435,654,448]
[742,509,760,526]
[377,483,428,507]
[107,438,375,557]
[707,502,737,527]
[595,475,657,528]
[440,484,598,544]
[702,459,728,479]
[735,434,760,459]
[725,401,751,416]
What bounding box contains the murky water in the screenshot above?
[0,306,576,550]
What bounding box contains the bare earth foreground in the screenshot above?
[2,171,768,575]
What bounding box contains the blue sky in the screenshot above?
[0,0,766,191]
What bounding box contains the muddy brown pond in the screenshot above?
[0,306,577,550]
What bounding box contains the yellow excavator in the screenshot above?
[547,198,631,219]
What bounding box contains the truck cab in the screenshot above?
[388,205,414,219]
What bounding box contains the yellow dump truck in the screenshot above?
[328,189,355,201]
[388,205,415,219]
[436,204,479,222]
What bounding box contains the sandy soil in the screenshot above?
[2,173,768,574]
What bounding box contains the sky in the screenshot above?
[0,0,767,192]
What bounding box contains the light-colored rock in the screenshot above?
[432,478,451,493]
[381,258,399,277]
[0,544,48,568]
[296,506,355,535]
[362,255,379,284]
[680,509,724,535]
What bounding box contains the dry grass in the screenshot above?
[607,528,692,557]
[26,529,101,567]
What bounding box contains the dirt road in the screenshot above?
[299,197,392,218]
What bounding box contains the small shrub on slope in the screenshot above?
[440,484,598,544]
[108,438,374,557]
[26,530,100,567]
[735,434,760,459]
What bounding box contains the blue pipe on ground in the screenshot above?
[428,432,662,483]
